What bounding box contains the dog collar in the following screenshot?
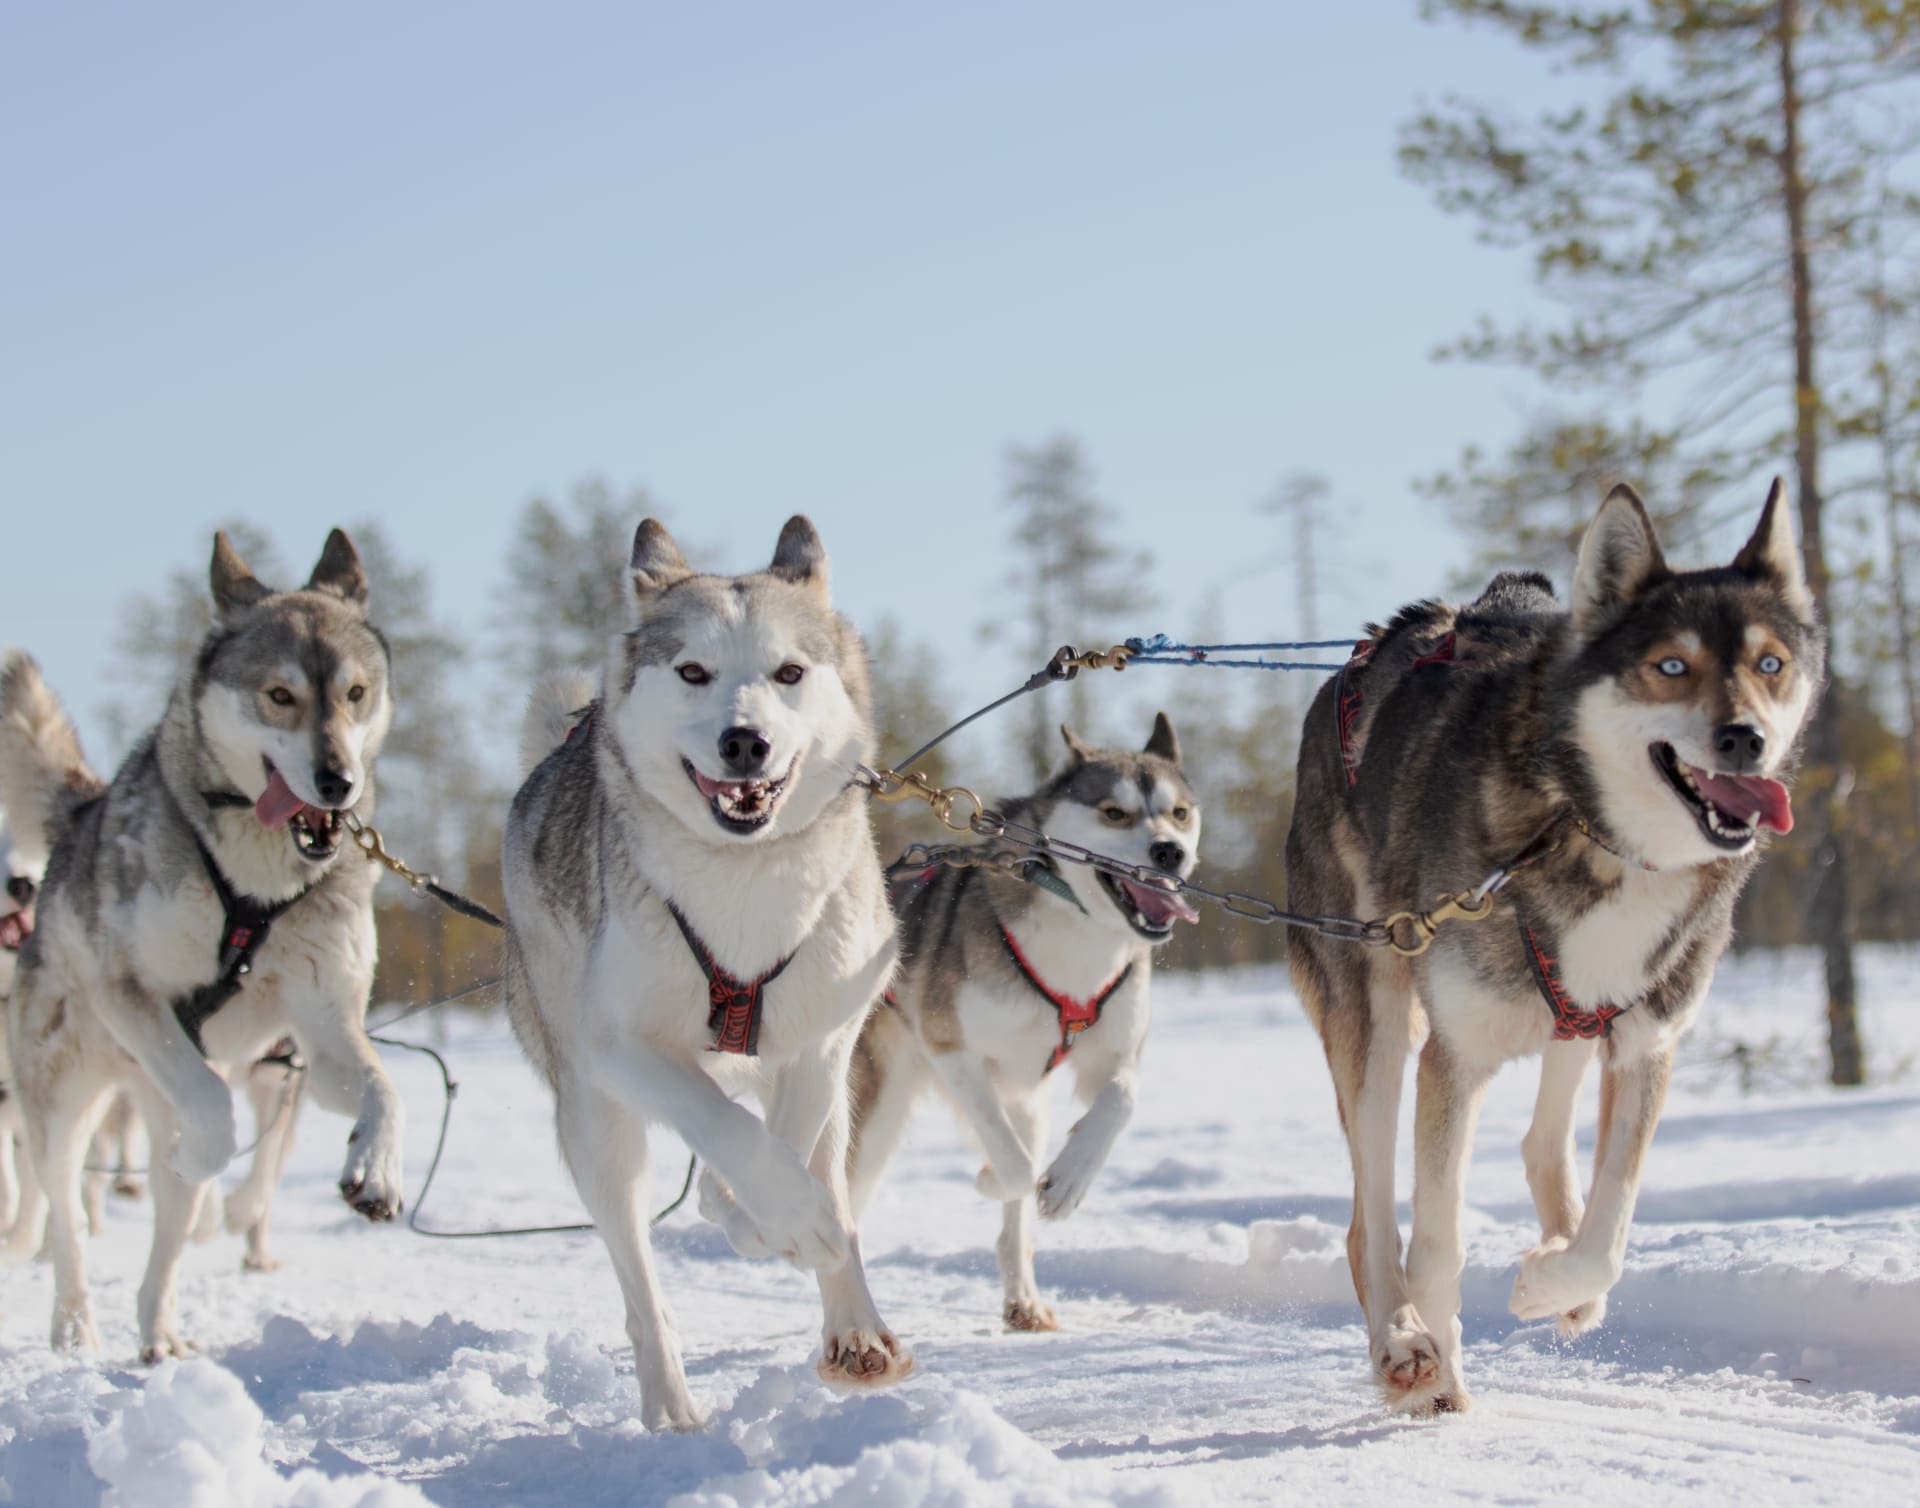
[1021,859,1088,915]
[664,899,794,1056]
[995,923,1133,1074]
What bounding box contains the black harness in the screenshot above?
[172,826,313,1056]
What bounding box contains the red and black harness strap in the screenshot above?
[996,924,1134,1074]
[174,832,312,1056]
[1520,921,1626,1040]
[664,900,794,1056]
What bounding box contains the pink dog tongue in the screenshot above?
[1692,771,1794,833]
[1123,878,1200,926]
[255,771,308,830]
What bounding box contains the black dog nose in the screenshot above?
[1148,840,1186,872]
[1714,723,1766,772]
[5,875,34,906]
[313,766,355,806]
[719,726,772,777]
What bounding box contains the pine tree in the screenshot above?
[1401,0,1920,1085]
[986,435,1155,778]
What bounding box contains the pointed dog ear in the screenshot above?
[769,515,830,597]
[1572,483,1668,634]
[1059,723,1097,765]
[630,519,692,603]
[1732,477,1814,619]
[210,532,271,619]
[306,528,368,606]
[1144,711,1181,765]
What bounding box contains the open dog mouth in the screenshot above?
[1650,743,1793,851]
[256,760,346,861]
[0,906,31,952]
[682,758,797,835]
[1097,870,1200,941]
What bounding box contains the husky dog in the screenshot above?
[503,515,909,1431]
[1286,482,1821,1413]
[846,717,1200,1331]
[1,531,406,1359]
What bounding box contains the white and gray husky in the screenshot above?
[503,515,910,1431]
[847,718,1201,1331]
[1,530,405,1359]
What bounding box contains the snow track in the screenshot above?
[2,949,1916,1504]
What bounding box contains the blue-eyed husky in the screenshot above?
[1286,481,1822,1413]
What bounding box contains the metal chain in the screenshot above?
[860,763,1514,955]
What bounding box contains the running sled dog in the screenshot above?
[1,531,405,1358]
[847,717,1201,1331]
[1287,482,1821,1414]
[504,516,909,1431]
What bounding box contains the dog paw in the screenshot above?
[698,1171,777,1259]
[1036,1140,1102,1220]
[338,1127,404,1222]
[974,1161,1039,1204]
[242,1250,283,1274]
[1510,1237,1618,1323]
[140,1332,199,1365]
[740,1177,848,1272]
[639,1390,711,1433]
[818,1327,913,1388]
[1374,1321,1442,1401]
[1003,1297,1058,1333]
[51,1304,99,1355]
[169,1114,237,1186]
[113,1175,145,1202]
[224,1184,270,1237]
[1556,1292,1609,1340]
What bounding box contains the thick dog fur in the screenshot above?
[1286,482,1823,1413]
[502,515,908,1431]
[847,717,1200,1331]
[1,534,405,1360]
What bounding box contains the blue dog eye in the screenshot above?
[1657,657,1687,677]
[1758,653,1783,674]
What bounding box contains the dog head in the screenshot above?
[1021,714,1203,943]
[611,516,875,846]
[0,819,39,989]
[1555,479,1824,869]
[194,529,394,864]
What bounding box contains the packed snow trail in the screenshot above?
[1,948,1916,1505]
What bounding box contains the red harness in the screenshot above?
[1520,923,1625,1041]
[665,901,793,1056]
[996,924,1133,1074]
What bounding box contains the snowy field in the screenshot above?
[2,946,1917,1506]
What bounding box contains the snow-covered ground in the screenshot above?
[3,947,1917,1506]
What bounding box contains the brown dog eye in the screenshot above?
[775,664,805,686]
[1173,806,1191,823]
[1101,805,1130,824]
[677,664,710,686]
[347,684,366,703]
[268,687,296,707]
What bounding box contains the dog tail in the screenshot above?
[519,672,597,778]
[0,649,106,867]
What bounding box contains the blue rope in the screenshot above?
[1122,634,1355,671]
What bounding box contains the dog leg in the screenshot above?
[111,1095,145,1201]
[555,1077,705,1431]
[88,984,236,1184]
[286,992,404,1223]
[28,1072,112,1353]
[1520,1037,1602,1335]
[1037,1059,1135,1221]
[0,1129,46,1264]
[998,1091,1055,1332]
[1347,973,1436,1408]
[844,1011,926,1221]
[227,1061,302,1272]
[925,1051,1042,1204]
[133,1094,206,1362]
[1511,1045,1673,1324]
[592,1039,845,1271]
[1405,1034,1490,1413]
[763,1039,911,1387]
[0,1126,15,1232]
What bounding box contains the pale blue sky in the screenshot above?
[3,3,1564,772]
